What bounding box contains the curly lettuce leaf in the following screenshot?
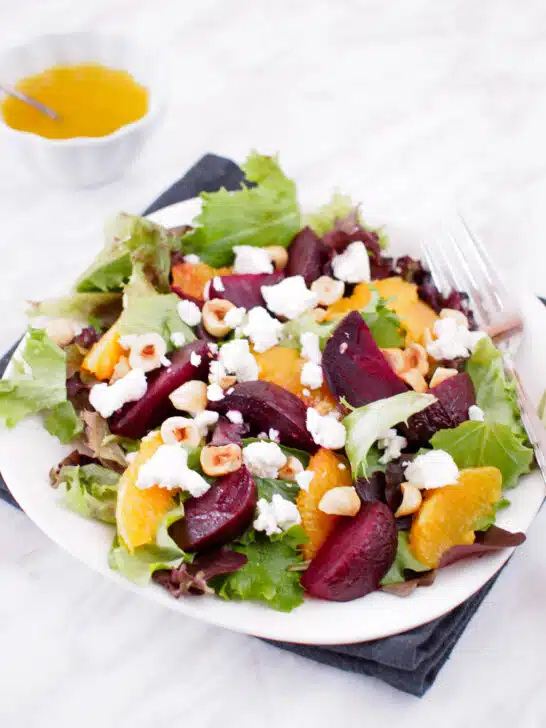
[343,392,436,477]
[27,292,121,327]
[466,337,525,437]
[304,190,388,248]
[45,401,83,443]
[254,477,298,503]
[431,421,533,489]
[57,463,119,524]
[214,526,306,612]
[109,506,189,586]
[182,152,301,267]
[117,293,195,345]
[381,532,430,585]
[361,294,405,348]
[0,329,69,428]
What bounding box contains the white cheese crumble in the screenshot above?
[242,306,283,352]
[300,331,321,364]
[170,331,187,348]
[377,428,408,465]
[332,241,371,283]
[224,306,247,330]
[295,470,315,492]
[253,494,302,536]
[300,361,323,390]
[226,410,244,425]
[426,318,486,361]
[212,276,225,292]
[136,444,210,497]
[177,299,202,327]
[306,407,346,450]
[207,383,225,402]
[404,450,460,489]
[268,428,280,443]
[193,410,219,436]
[261,276,318,320]
[233,245,274,274]
[207,342,219,355]
[243,441,287,478]
[183,254,201,264]
[219,339,259,382]
[190,351,202,367]
[89,368,147,419]
[468,404,485,421]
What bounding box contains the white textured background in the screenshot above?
[1,1,545,726]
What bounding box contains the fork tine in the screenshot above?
[420,240,449,295]
[457,214,506,313]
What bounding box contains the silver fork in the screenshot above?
[420,213,546,482]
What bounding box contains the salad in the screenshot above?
[0,152,533,612]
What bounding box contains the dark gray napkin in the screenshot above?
[0,154,505,697]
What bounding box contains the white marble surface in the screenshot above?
[1,1,546,725]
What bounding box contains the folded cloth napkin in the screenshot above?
[0,153,504,697]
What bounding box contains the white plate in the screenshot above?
[1,199,544,645]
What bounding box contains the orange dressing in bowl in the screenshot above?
[1,63,149,139]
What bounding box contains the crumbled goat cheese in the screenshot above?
[377,428,408,465]
[295,470,315,492]
[183,254,201,264]
[170,331,187,348]
[426,318,486,360]
[306,407,346,449]
[300,332,321,364]
[332,242,371,283]
[212,276,225,292]
[243,441,287,478]
[193,410,219,436]
[89,369,147,419]
[468,404,485,421]
[404,450,460,489]
[300,361,324,390]
[268,428,280,443]
[253,494,302,536]
[233,245,273,274]
[136,444,210,497]
[177,299,202,327]
[190,351,202,367]
[207,384,225,402]
[224,306,247,330]
[261,276,318,320]
[226,410,244,425]
[219,339,258,382]
[242,306,283,352]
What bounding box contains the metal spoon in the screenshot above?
[0,82,61,121]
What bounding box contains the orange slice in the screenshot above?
[171,262,232,300]
[325,282,372,321]
[81,324,123,381]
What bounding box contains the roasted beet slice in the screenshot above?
[438,525,525,568]
[301,501,397,601]
[322,311,408,408]
[169,466,257,551]
[110,341,210,439]
[153,547,248,597]
[401,372,475,445]
[286,227,329,285]
[209,416,249,446]
[208,272,284,309]
[354,472,386,503]
[208,380,318,452]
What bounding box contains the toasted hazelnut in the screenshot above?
[278,455,304,482]
[404,343,429,376]
[264,245,288,271]
[202,298,235,338]
[161,416,201,448]
[394,483,423,517]
[312,307,328,323]
[382,347,406,374]
[110,355,131,383]
[429,366,459,388]
[169,380,207,414]
[440,308,469,328]
[310,276,345,306]
[120,332,168,372]
[401,368,428,393]
[200,444,242,477]
[318,486,361,516]
[45,318,77,347]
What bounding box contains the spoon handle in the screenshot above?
[0,82,61,121]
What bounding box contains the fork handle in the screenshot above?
[508,365,546,483]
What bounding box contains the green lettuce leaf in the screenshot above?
[361,294,405,348]
[214,526,306,612]
[343,391,436,477]
[279,313,337,350]
[0,329,68,428]
[45,401,83,443]
[474,497,510,532]
[181,152,301,267]
[304,191,388,248]
[466,337,525,436]
[431,421,533,489]
[117,293,195,345]
[27,292,121,327]
[381,532,430,585]
[57,463,119,524]
[254,477,298,503]
[108,506,189,586]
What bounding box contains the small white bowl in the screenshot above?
[0,32,166,187]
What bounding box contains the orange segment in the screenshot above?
[254,346,337,415]
[171,262,232,300]
[81,324,123,381]
[116,433,177,551]
[410,467,503,568]
[297,449,352,560]
[372,276,438,344]
[325,283,372,321]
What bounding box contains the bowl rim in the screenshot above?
[0,30,166,146]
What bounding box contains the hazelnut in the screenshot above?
[382,347,406,374]
[110,355,131,383]
[202,299,235,338]
[310,276,345,306]
[278,456,304,482]
[161,417,201,448]
[169,380,207,414]
[394,483,423,517]
[312,307,328,323]
[404,343,429,376]
[318,486,361,516]
[264,246,289,271]
[200,444,242,477]
[45,318,78,347]
[400,368,428,393]
[429,367,459,388]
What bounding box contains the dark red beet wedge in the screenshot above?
[301,501,398,602]
[322,311,408,408]
[169,466,257,551]
[208,380,318,452]
[110,341,211,439]
[286,227,329,285]
[209,416,249,446]
[401,372,475,445]
[208,272,284,309]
